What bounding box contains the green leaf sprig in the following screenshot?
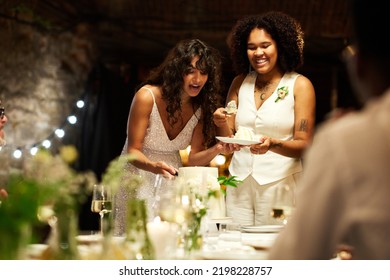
[217,175,242,195]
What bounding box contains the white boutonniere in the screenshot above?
[275,86,289,102]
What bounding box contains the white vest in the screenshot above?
[229,71,302,185]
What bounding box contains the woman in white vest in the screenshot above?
[214,11,316,226]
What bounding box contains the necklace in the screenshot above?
[255,79,274,101]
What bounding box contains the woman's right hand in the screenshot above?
[213,107,229,128]
[155,161,178,178]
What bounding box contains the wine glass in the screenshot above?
[152,174,187,222]
[270,184,295,225]
[152,175,193,254]
[152,174,165,219]
[91,184,112,236]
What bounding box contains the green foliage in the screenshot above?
[217,175,243,195]
[0,175,43,259]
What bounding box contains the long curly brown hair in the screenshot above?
[137,39,223,148]
[228,11,304,75]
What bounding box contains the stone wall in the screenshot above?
[0,19,96,185]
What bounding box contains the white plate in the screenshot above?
[216,136,260,145]
[209,217,233,223]
[25,244,48,259]
[241,234,278,250]
[241,225,284,233]
[200,246,269,260]
[76,234,103,244]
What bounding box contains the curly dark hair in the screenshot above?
[228,11,304,75]
[137,39,223,148]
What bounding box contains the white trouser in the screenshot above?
[226,173,301,226]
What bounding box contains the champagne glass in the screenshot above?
[91,184,112,236]
[270,184,295,225]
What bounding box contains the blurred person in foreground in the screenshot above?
[0,100,8,201]
[0,100,7,148]
[268,0,390,259]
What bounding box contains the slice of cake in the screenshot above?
[224,100,237,115]
[234,126,255,140]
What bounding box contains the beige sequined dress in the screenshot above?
[114,88,201,236]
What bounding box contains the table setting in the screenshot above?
[24,223,281,260]
[2,148,290,260]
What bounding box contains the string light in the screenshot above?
[67,115,77,125]
[42,140,51,149]
[0,95,87,159]
[30,146,38,156]
[13,149,22,159]
[76,100,85,108]
[55,128,65,138]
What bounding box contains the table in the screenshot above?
[25,229,279,260]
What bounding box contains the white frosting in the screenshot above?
[225,100,237,114]
[178,166,218,178]
[178,167,226,218]
[234,126,255,140]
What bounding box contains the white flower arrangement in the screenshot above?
[182,174,221,200]
[22,145,97,206]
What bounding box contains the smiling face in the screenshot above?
[247,28,279,75]
[182,55,209,98]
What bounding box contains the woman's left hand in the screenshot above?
[216,141,240,155]
[250,136,271,154]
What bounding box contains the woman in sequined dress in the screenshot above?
[114,39,232,235]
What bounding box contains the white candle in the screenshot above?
[147,218,178,259]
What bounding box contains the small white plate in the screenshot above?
[241,235,277,250]
[216,136,260,145]
[209,217,233,224]
[200,246,269,260]
[76,234,103,245]
[241,225,284,233]
[26,244,48,259]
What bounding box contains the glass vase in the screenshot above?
[43,202,80,260]
[0,223,31,260]
[183,214,203,254]
[122,199,155,260]
[182,205,206,258]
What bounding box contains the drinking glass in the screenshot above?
[270,184,295,225]
[152,175,193,255]
[217,223,242,250]
[91,184,112,236]
[151,174,165,219]
[152,174,188,223]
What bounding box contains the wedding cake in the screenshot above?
[178,166,227,219]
